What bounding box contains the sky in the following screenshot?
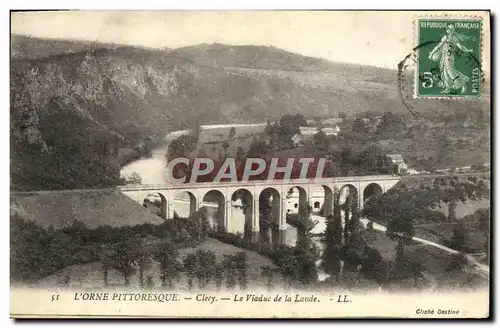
[11,10,491,71]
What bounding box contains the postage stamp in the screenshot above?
[10,10,491,319]
[415,17,483,98]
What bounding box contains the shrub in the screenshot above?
[11,210,210,282]
[209,230,318,287]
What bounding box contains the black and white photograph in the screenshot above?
[9,10,491,318]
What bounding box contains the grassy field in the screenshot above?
[199,125,265,144]
[195,125,267,159]
[365,229,398,262]
[178,238,279,284]
[34,237,281,291]
[414,222,488,253]
[433,199,490,220]
[197,138,256,160]
[377,138,489,171]
[368,174,490,253]
[404,243,488,290]
[366,230,488,290]
[10,190,165,230]
[416,199,489,252]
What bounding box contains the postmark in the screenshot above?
[414,17,483,98]
[10,10,491,319]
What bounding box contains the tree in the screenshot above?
[332,190,343,243]
[112,239,140,286]
[136,245,152,288]
[367,221,374,231]
[186,208,211,244]
[191,121,201,141]
[183,253,198,289]
[322,189,344,278]
[136,255,152,288]
[99,246,115,287]
[341,201,372,274]
[335,147,355,175]
[222,255,237,290]
[376,111,404,138]
[363,186,420,259]
[279,114,307,137]
[386,198,415,260]
[195,250,217,289]
[167,134,198,161]
[233,252,249,290]
[325,212,342,247]
[228,127,236,139]
[258,194,273,232]
[62,219,90,244]
[312,129,329,153]
[352,117,369,136]
[126,172,142,185]
[322,244,342,280]
[222,141,229,159]
[342,234,366,272]
[361,246,384,281]
[357,145,392,175]
[260,265,277,291]
[265,114,307,151]
[447,221,469,252]
[297,202,314,238]
[293,241,319,286]
[214,263,224,291]
[474,208,490,257]
[246,139,270,158]
[446,252,468,272]
[395,255,425,287]
[267,123,293,151]
[296,234,321,264]
[342,191,357,239]
[431,176,489,222]
[11,98,123,191]
[153,241,182,288]
[345,204,363,246]
[275,251,299,289]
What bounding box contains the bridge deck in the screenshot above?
[119,175,401,191]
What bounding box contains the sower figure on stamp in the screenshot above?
[428,24,474,94]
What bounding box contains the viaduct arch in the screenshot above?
[122,175,400,242]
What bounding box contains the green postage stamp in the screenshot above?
[416,17,483,98]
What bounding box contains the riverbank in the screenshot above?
[119,123,267,184]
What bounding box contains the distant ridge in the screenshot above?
[11,34,166,60]
[170,43,396,82]
[10,35,489,191]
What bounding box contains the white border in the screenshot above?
[3,2,498,327]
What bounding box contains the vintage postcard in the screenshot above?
[10,10,491,319]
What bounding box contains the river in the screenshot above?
[119,124,339,216]
[120,125,349,282]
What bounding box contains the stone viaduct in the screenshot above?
[120,175,400,240]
